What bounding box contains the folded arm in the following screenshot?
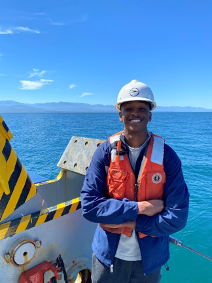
[135,145,189,237]
[100,199,164,230]
[81,143,189,237]
[100,145,189,237]
[81,142,138,225]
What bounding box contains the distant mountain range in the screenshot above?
[0,100,211,113]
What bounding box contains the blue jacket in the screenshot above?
[81,136,189,275]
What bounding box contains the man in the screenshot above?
[81,80,189,283]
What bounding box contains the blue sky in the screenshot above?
[0,0,212,108]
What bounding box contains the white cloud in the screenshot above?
[0,74,7,76]
[0,26,40,35]
[48,18,65,26]
[15,27,40,33]
[20,79,53,90]
[29,69,46,78]
[69,84,77,89]
[53,22,65,26]
[80,92,93,97]
[0,29,13,35]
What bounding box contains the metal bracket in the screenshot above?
[57,136,105,176]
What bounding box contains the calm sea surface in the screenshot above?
[2,112,212,283]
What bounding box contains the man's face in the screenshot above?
[119,101,152,134]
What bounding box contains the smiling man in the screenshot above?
[81,80,189,283]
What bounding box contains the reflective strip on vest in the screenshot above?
[151,136,164,165]
[111,149,124,162]
[137,135,164,181]
[109,133,124,162]
[109,133,121,144]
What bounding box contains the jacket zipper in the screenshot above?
[135,183,138,201]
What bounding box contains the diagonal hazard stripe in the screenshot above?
[6,147,17,181]
[15,176,32,210]
[26,212,40,230]
[2,140,11,162]
[8,158,22,193]
[61,203,72,216]
[0,198,81,241]
[25,182,36,203]
[15,215,31,234]
[35,211,48,227]
[2,121,9,133]
[1,160,26,221]
[45,209,57,223]
[0,157,22,220]
[69,198,81,213]
[53,203,65,219]
[0,115,34,221]
[76,201,81,210]
[0,140,6,201]
[0,117,13,141]
[0,157,36,222]
[4,218,22,239]
[0,222,11,240]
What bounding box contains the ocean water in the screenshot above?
[2,112,212,283]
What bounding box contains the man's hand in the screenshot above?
[137,200,164,216]
[100,200,164,233]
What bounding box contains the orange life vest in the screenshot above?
[100,131,166,238]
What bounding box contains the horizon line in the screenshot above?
[0,100,212,110]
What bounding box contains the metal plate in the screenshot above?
[57,136,105,175]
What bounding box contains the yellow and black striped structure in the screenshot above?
[0,197,81,241]
[35,170,64,187]
[0,115,36,222]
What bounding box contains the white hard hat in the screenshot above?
[115,79,156,111]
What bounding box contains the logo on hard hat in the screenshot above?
[152,173,162,184]
[129,88,139,97]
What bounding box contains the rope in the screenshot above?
[56,254,68,283]
[169,236,212,261]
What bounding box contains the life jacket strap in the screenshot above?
[110,141,128,155]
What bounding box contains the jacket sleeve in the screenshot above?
[81,141,138,224]
[135,144,189,237]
